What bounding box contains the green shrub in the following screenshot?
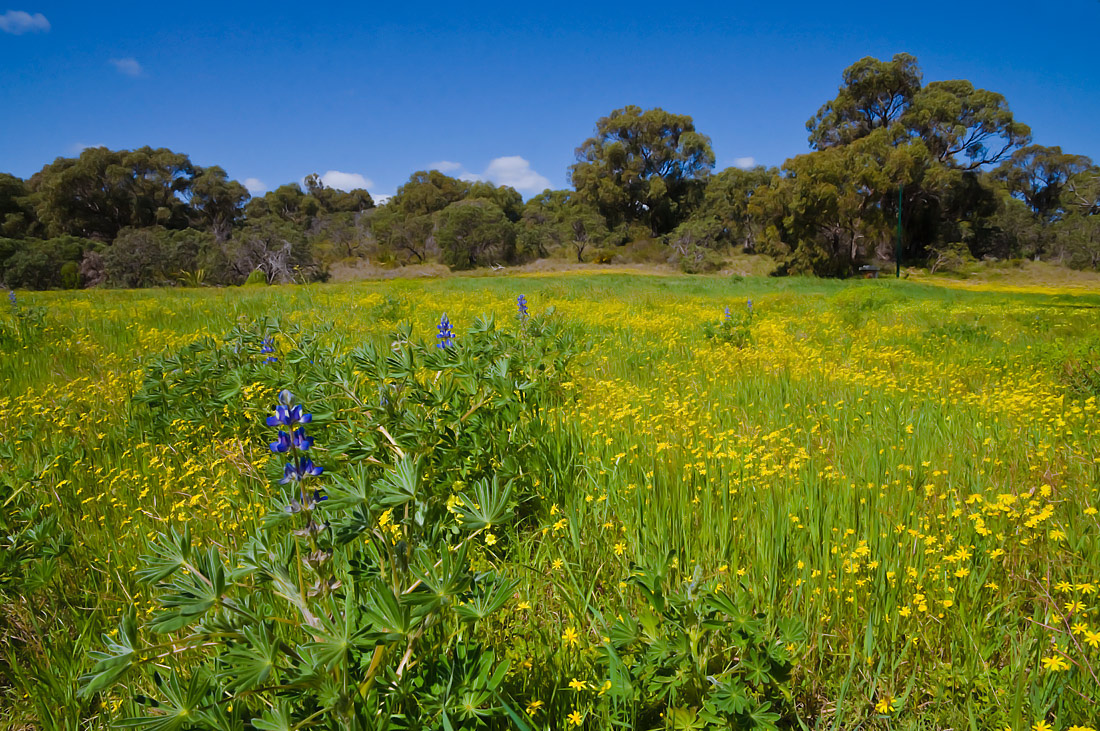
[83,310,583,728]
[243,268,268,286]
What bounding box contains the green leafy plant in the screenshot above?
[703,301,755,349]
[81,305,579,728]
[599,557,803,730]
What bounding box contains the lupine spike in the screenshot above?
[267,392,324,507]
[437,313,455,349]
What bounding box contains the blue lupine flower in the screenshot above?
[260,337,278,363]
[270,431,293,453]
[724,306,731,322]
[267,404,312,426]
[279,457,324,484]
[291,427,314,451]
[266,392,312,427]
[7,290,15,309]
[436,313,455,349]
[517,294,528,321]
[747,298,753,313]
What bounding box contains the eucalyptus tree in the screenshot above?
[570,105,715,235]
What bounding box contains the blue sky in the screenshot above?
[2,1,1098,200]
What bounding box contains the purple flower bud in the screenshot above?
[292,427,313,451]
[270,431,292,453]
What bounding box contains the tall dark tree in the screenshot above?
[434,200,516,270]
[995,146,1093,224]
[902,80,1031,169]
[807,53,922,149]
[0,173,38,238]
[244,184,320,228]
[385,170,471,218]
[468,181,523,222]
[28,146,197,240]
[189,166,250,241]
[302,173,375,214]
[689,166,777,251]
[570,106,714,235]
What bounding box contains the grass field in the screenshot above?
[2,273,1099,730]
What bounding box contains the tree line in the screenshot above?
[2,53,1097,289]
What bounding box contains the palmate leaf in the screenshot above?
[454,576,518,623]
[363,579,413,639]
[746,700,782,730]
[454,477,512,531]
[324,463,375,512]
[409,542,471,613]
[219,623,281,692]
[375,455,420,509]
[78,608,139,698]
[134,524,191,584]
[705,677,752,715]
[739,652,773,687]
[609,614,640,650]
[777,616,807,645]
[116,669,212,730]
[149,545,227,634]
[251,705,293,731]
[303,591,379,671]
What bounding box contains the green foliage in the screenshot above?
[600,557,802,729]
[28,146,197,239]
[570,105,715,235]
[0,292,50,347]
[243,268,268,286]
[807,53,922,149]
[0,235,93,289]
[677,245,725,274]
[435,199,517,270]
[928,241,977,274]
[703,303,755,347]
[517,190,611,263]
[85,309,581,728]
[132,320,304,436]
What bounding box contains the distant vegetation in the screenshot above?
[2,53,1097,289]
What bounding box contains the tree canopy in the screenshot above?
[570,106,715,235]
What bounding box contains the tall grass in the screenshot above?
[1,274,1098,730]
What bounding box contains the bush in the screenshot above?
[243,268,267,286]
[928,242,977,275]
[436,199,516,270]
[704,300,755,347]
[678,245,725,273]
[59,261,80,289]
[84,310,583,727]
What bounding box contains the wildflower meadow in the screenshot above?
[1,272,1098,730]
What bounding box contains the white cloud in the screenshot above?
[319,170,373,191]
[0,10,50,34]
[109,57,144,77]
[243,178,267,195]
[733,156,756,169]
[428,161,463,173]
[372,194,392,205]
[483,156,551,192]
[437,156,550,194]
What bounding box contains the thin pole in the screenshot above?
[896,184,903,278]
